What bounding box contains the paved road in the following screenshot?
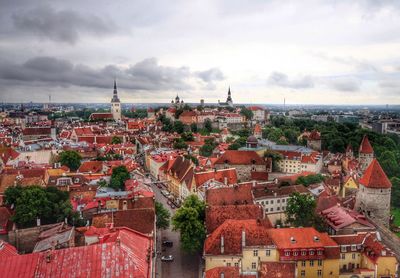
[145,177,200,278]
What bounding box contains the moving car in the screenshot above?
[162,240,173,247]
[161,255,174,262]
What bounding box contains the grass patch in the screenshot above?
[392,208,400,227]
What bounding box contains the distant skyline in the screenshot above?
[0,0,400,105]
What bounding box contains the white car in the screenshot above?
[161,255,174,262]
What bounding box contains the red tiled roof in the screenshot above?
[215,150,265,165]
[321,205,374,231]
[204,219,273,255]
[22,127,51,136]
[359,135,374,154]
[206,266,240,278]
[0,147,20,164]
[0,240,18,258]
[206,183,253,206]
[308,130,321,140]
[259,262,296,278]
[206,204,266,234]
[359,159,391,189]
[247,106,264,111]
[250,171,269,181]
[268,227,338,250]
[78,161,103,173]
[195,168,237,187]
[89,113,113,120]
[0,227,153,278]
[254,124,262,133]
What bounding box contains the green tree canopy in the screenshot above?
[173,120,185,134]
[173,138,188,150]
[190,123,198,133]
[58,150,82,171]
[285,192,326,231]
[111,136,123,144]
[172,195,205,253]
[204,119,213,133]
[295,174,325,187]
[391,177,400,208]
[110,166,130,190]
[155,201,171,230]
[240,107,254,121]
[181,132,195,142]
[5,186,80,228]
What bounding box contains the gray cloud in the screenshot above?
[324,77,361,92]
[268,72,314,89]
[195,68,225,82]
[12,5,117,44]
[0,56,224,92]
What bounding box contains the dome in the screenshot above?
[247,135,258,143]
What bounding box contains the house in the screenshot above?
[248,106,267,123]
[206,183,254,206]
[163,156,195,201]
[0,227,154,278]
[341,176,358,197]
[204,219,275,274]
[179,110,197,125]
[214,150,266,181]
[307,130,322,151]
[321,205,375,235]
[332,232,398,277]
[268,227,340,278]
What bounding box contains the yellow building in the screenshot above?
[341,176,358,197]
[332,232,398,278]
[268,227,340,278]
[204,219,279,275]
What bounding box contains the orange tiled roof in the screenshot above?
[215,150,265,165]
[359,135,374,154]
[359,159,391,189]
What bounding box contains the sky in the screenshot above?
[0,0,400,105]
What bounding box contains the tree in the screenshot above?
[391,177,400,208]
[204,119,212,133]
[173,120,185,134]
[173,138,188,150]
[199,138,217,157]
[228,142,241,150]
[181,132,195,142]
[5,186,78,228]
[240,107,254,121]
[190,123,198,133]
[111,136,122,144]
[264,150,283,172]
[58,150,82,171]
[286,192,324,230]
[155,201,171,230]
[296,174,325,187]
[110,166,130,190]
[172,195,205,253]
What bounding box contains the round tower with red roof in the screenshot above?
[355,159,392,227]
[358,135,374,171]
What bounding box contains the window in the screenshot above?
[352,253,356,259]
[271,200,274,204]
[266,200,269,205]
[317,250,323,255]
[318,259,322,266]
[310,260,314,267]
[277,199,280,203]
[226,262,231,267]
[341,254,345,260]
[252,262,256,269]
[309,250,315,255]
[265,208,269,212]
[266,250,271,256]
[234,262,239,267]
[351,245,356,251]
[317,269,322,276]
[285,251,290,256]
[301,270,305,277]
[261,201,264,205]
[253,250,258,257]
[277,207,280,211]
[282,199,286,203]
[301,251,306,256]
[301,261,306,267]
[293,251,298,256]
[341,246,347,252]
[270,208,274,212]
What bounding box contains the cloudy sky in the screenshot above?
[0,0,400,104]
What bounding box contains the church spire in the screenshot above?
[111,79,120,103]
[114,79,117,90]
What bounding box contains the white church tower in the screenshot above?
[111,80,121,121]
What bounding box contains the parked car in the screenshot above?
[161,190,170,197]
[162,241,173,247]
[161,255,174,262]
[170,203,176,209]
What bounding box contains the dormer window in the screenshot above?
[285,251,290,256]
[351,245,356,251]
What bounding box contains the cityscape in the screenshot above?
[1,1,400,278]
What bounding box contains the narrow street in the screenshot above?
[145,176,200,278]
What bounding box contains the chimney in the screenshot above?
[224,177,228,185]
[242,229,246,247]
[221,235,224,254]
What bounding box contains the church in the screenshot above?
[88,80,122,122]
[218,87,234,108]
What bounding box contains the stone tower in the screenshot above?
[111,80,121,121]
[358,135,374,171]
[355,159,392,226]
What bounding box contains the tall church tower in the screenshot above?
[359,135,374,171]
[226,87,233,107]
[111,80,121,121]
